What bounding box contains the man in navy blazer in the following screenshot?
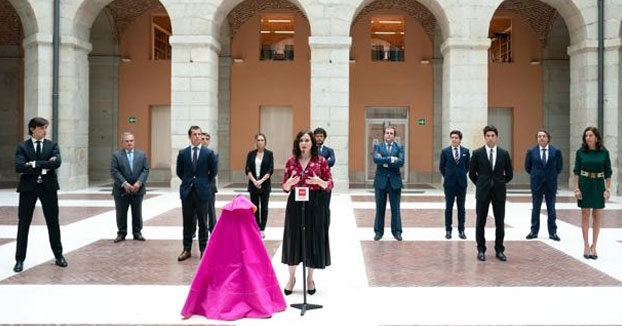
[525,129,563,241]
[13,117,67,273]
[373,126,404,241]
[314,128,335,205]
[176,126,217,261]
[439,130,470,240]
[110,131,150,243]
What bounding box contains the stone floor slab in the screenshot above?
[352,195,445,203]
[0,239,14,245]
[1,239,281,285]
[507,196,578,203]
[145,207,285,227]
[354,209,504,228]
[543,209,622,228]
[361,240,621,287]
[0,206,114,226]
[58,193,160,200]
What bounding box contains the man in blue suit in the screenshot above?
[525,129,562,241]
[314,127,335,205]
[176,126,217,261]
[439,130,470,240]
[373,126,404,241]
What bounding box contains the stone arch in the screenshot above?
[5,0,37,37]
[0,0,27,186]
[350,0,449,41]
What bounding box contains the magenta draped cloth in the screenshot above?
[180,194,286,320]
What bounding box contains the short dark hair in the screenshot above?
[202,132,210,139]
[28,117,49,136]
[188,126,201,137]
[581,126,604,151]
[449,130,463,139]
[313,127,327,138]
[483,125,498,136]
[536,129,551,141]
[255,133,267,145]
[384,126,397,136]
[292,129,318,158]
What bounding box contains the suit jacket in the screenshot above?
[524,144,562,192]
[439,145,470,189]
[211,151,219,194]
[468,146,513,201]
[373,142,404,190]
[15,139,62,192]
[176,145,217,201]
[245,149,274,193]
[110,149,150,196]
[318,145,335,168]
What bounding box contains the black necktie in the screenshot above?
[192,147,198,171]
[542,148,547,165]
[35,140,42,158]
[489,148,494,167]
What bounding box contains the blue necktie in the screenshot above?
[127,151,134,173]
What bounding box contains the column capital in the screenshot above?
[170,35,221,53]
[23,33,53,48]
[62,36,93,53]
[308,36,351,49]
[440,38,490,55]
[567,40,598,56]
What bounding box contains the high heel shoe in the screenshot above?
[283,278,295,295]
[590,245,598,260]
[307,281,316,295]
[583,247,591,259]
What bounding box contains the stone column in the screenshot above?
[604,38,621,194]
[308,36,351,191]
[56,36,92,190]
[567,41,599,188]
[22,33,53,139]
[440,38,490,149]
[169,35,220,188]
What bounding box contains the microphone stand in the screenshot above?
[291,188,322,316]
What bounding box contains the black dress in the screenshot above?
[281,190,331,269]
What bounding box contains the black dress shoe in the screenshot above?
[13,261,23,273]
[113,235,125,243]
[458,231,467,240]
[445,231,452,240]
[177,250,191,261]
[477,252,486,261]
[549,234,560,241]
[526,232,538,240]
[495,252,507,262]
[374,233,382,241]
[133,234,146,241]
[307,281,316,295]
[55,256,68,267]
[394,233,402,241]
[283,278,296,296]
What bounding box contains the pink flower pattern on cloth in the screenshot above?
[281,155,334,191]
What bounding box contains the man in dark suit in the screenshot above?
[525,129,563,241]
[373,126,404,241]
[314,127,335,205]
[469,125,513,262]
[201,132,218,234]
[176,126,217,261]
[439,130,470,240]
[13,117,67,273]
[110,131,150,243]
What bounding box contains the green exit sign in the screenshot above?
[129,116,136,124]
[418,118,426,125]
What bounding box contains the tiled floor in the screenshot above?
[0,188,621,326]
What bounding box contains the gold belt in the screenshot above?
[580,170,604,178]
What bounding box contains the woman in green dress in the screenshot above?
[573,127,612,259]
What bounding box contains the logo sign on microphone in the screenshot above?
[295,187,309,202]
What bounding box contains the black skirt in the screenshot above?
[281,190,331,269]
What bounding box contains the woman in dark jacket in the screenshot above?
[245,133,274,238]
